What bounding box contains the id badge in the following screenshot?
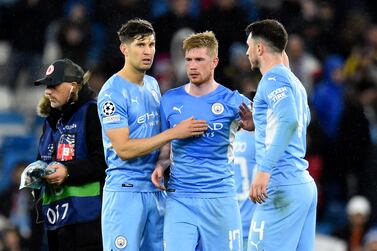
[56,134,76,161]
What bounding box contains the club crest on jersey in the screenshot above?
[211,102,224,115]
[115,236,127,249]
[102,101,115,116]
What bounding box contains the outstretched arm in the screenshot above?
[107,117,207,160]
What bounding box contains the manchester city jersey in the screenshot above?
[97,74,161,192]
[233,129,257,238]
[160,84,250,197]
[253,64,313,187]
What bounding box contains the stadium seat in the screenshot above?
[0,111,28,145]
[0,134,37,193]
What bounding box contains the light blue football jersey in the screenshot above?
[233,129,257,238]
[252,64,312,187]
[160,84,250,197]
[97,74,162,192]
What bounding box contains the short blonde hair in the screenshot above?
[183,31,218,58]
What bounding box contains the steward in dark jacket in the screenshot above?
[34,58,106,251]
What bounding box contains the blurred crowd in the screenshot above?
[1,0,377,250]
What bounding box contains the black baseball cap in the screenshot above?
[34,58,84,87]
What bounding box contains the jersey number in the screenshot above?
[228,229,241,250]
[47,203,69,224]
[250,220,265,241]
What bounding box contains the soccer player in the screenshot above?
[97,19,207,251]
[151,31,254,251]
[245,19,317,251]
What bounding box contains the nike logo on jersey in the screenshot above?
[173,105,183,114]
[267,77,276,81]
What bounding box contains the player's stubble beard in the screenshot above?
[189,72,212,86]
[140,58,154,72]
[250,57,260,71]
[133,61,153,75]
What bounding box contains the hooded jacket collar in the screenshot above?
[47,84,96,129]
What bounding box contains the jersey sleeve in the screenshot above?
[159,96,170,132]
[97,90,129,130]
[258,75,299,173]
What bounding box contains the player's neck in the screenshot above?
[117,65,145,86]
[260,53,284,75]
[185,81,219,97]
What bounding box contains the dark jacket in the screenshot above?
[38,84,106,186]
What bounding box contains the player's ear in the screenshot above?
[120,43,128,57]
[212,56,219,69]
[257,43,263,56]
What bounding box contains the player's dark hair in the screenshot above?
[117,18,155,44]
[245,19,288,53]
